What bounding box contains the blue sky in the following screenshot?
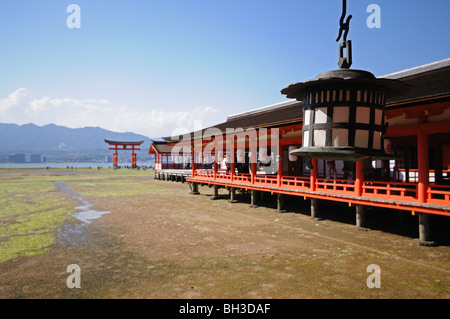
[0,0,449,138]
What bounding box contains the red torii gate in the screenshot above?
[105,139,144,168]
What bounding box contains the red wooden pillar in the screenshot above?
[191,142,196,176]
[131,146,137,168]
[131,152,137,168]
[251,162,257,184]
[113,151,118,168]
[417,130,429,203]
[310,158,318,191]
[355,161,364,197]
[190,140,200,195]
[250,143,257,185]
[277,146,283,187]
[230,148,236,182]
[213,151,218,180]
[310,158,319,219]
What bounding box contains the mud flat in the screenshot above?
[55,181,110,225]
[0,168,449,299]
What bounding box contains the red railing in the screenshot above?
[280,176,310,190]
[428,184,450,205]
[233,173,251,183]
[255,174,278,186]
[216,171,232,181]
[194,170,214,178]
[190,170,450,210]
[362,181,418,202]
[316,178,355,195]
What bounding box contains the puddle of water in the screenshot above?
[57,222,87,246]
[55,181,111,224]
[55,181,111,246]
[73,209,111,224]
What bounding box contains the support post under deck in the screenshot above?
[250,190,259,207]
[190,182,200,195]
[229,188,238,203]
[416,213,435,246]
[211,185,220,200]
[356,205,367,229]
[310,198,319,219]
[277,193,286,213]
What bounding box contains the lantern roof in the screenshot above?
[281,68,412,101]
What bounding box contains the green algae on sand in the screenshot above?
[0,172,75,263]
[0,167,159,263]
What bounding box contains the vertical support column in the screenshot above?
[190,182,200,195]
[250,190,259,207]
[355,161,364,197]
[213,154,218,180]
[229,187,238,203]
[211,184,219,200]
[131,151,137,168]
[276,153,283,187]
[310,198,319,220]
[190,140,200,195]
[355,205,366,229]
[417,130,429,203]
[113,150,118,168]
[309,157,319,219]
[250,132,258,185]
[230,150,236,182]
[416,213,434,246]
[277,193,286,213]
[191,141,196,178]
[251,162,257,184]
[310,158,318,191]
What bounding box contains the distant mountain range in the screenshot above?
[0,123,155,163]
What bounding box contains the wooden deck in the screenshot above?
[154,169,192,183]
[185,170,450,216]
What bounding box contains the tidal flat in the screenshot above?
[0,168,449,299]
[0,168,160,263]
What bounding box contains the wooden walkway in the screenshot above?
[185,170,450,217]
[154,169,192,183]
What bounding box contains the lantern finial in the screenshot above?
[336,0,352,69]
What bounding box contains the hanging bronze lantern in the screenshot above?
[281,0,411,161]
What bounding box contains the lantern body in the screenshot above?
[282,69,410,161]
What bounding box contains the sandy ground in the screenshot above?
[0,169,449,299]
